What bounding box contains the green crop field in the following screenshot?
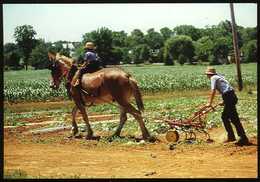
[3,63,257,138]
[4,63,257,102]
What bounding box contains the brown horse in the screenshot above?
[47,52,152,141]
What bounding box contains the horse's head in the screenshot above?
[48,52,72,90]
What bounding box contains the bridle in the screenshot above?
[51,60,70,86]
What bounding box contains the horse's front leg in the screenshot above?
[77,104,102,140]
[71,105,79,136]
[78,106,94,139]
[71,87,99,140]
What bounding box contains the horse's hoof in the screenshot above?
[67,135,73,139]
[71,129,79,136]
[144,136,157,143]
[75,134,83,139]
[85,135,100,141]
[108,135,122,142]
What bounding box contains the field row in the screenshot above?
[4,64,257,102]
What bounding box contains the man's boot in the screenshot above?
[235,136,250,146]
[223,135,236,143]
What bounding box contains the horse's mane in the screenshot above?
[57,53,74,68]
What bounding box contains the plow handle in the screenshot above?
[190,103,222,120]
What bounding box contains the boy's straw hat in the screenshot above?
[84,42,95,49]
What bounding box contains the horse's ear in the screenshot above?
[56,52,62,60]
[48,52,56,61]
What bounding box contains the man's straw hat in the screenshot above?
[205,67,217,75]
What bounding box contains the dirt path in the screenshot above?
[4,125,258,178]
[4,100,258,178]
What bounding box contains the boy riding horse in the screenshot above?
[71,42,101,88]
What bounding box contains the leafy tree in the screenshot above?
[82,27,114,65]
[71,43,85,64]
[4,43,22,70]
[112,31,127,47]
[163,35,195,65]
[30,39,52,69]
[210,37,230,65]
[195,36,214,62]
[239,27,257,46]
[145,28,164,50]
[111,46,124,64]
[120,48,132,64]
[111,31,129,64]
[160,27,173,42]
[144,28,164,63]
[173,25,201,41]
[52,41,71,57]
[217,20,232,37]
[242,40,257,63]
[178,54,187,65]
[131,44,150,64]
[218,20,243,49]
[163,46,174,65]
[14,25,37,70]
[127,29,145,48]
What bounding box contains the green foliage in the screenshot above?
[131,44,150,64]
[82,27,114,65]
[50,41,71,57]
[173,25,201,41]
[239,27,257,44]
[178,54,187,65]
[242,40,257,63]
[6,22,257,70]
[195,36,214,62]
[112,31,127,47]
[164,35,195,64]
[211,37,230,65]
[160,27,173,41]
[4,43,22,70]
[145,28,164,50]
[72,43,85,64]
[30,39,52,69]
[127,29,145,48]
[4,64,257,102]
[111,46,124,64]
[14,25,37,70]
[163,46,174,65]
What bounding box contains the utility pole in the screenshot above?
[230,3,243,91]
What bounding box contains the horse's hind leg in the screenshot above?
[123,104,150,140]
[71,106,79,136]
[113,107,127,137]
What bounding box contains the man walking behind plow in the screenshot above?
[204,67,251,146]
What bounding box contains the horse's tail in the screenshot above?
[129,77,144,112]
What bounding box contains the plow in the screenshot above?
[164,103,222,143]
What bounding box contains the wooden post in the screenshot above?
[230,3,243,91]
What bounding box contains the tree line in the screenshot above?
[4,20,257,70]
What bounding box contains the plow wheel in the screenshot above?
[165,130,179,143]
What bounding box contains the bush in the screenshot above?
[211,37,230,64]
[178,54,187,65]
[163,35,195,65]
[242,40,257,63]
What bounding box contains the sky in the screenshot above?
[3,3,258,44]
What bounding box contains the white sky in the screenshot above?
[3,3,257,44]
